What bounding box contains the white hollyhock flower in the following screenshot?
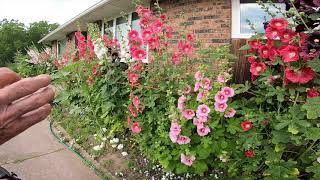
[117,144,124,150]
[121,152,128,156]
[113,138,119,143]
[93,38,107,60]
[93,145,102,151]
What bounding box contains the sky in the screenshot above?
[0,0,101,25]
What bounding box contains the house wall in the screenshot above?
[51,40,58,58]
[156,0,232,48]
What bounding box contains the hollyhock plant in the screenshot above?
[194,71,203,81]
[166,26,173,38]
[177,136,191,145]
[128,71,139,84]
[196,104,211,117]
[221,87,235,98]
[250,62,266,76]
[215,102,228,113]
[202,78,212,90]
[153,20,164,33]
[241,121,253,132]
[197,126,211,137]
[216,75,226,83]
[245,150,255,158]
[249,40,260,49]
[196,91,209,102]
[132,49,147,61]
[128,30,140,41]
[194,82,201,92]
[178,95,186,111]
[193,118,204,128]
[279,45,300,63]
[269,18,288,31]
[215,91,228,103]
[132,96,141,109]
[129,104,137,117]
[224,108,236,118]
[131,122,142,134]
[285,67,315,84]
[266,27,281,39]
[183,109,195,120]
[148,37,160,50]
[142,29,153,42]
[172,52,181,65]
[307,88,320,98]
[248,56,257,63]
[280,29,296,44]
[184,86,192,94]
[169,132,178,143]
[170,122,181,136]
[181,154,196,166]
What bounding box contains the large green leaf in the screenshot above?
[305,127,320,141]
[308,58,320,73]
[302,97,320,119]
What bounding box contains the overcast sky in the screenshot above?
[0,0,101,25]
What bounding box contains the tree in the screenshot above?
[27,21,59,49]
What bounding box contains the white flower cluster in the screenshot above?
[92,141,105,151]
[110,137,128,157]
[93,38,107,60]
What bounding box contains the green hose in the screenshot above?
[48,120,105,179]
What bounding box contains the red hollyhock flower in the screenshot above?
[280,29,296,44]
[153,19,164,33]
[285,67,315,84]
[269,18,288,31]
[241,121,253,132]
[148,37,160,50]
[279,45,300,63]
[166,26,173,38]
[266,27,280,40]
[128,30,140,41]
[248,40,261,50]
[307,88,320,98]
[133,49,147,61]
[172,52,181,65]
[139,18,148,29]
[187,33,194,42]
[103,35,109,47]
[247,56,256,63]
[129,105,137,117]
[132,96,141,109]
[245,150,255,158]
[160,14,167,21]
[127,116,131,125]
[87,37,95,53]
[131,122,142,134]
[250,62,266,76]
[131,63,142,72]
[258,45,275,59]
[142,29,153,42]
[128,71,139,84]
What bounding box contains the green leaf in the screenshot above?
[309,13,320,21]
[302,97,320,119]
[305,127,320,141]
[175,164,188,174]
[275,122,290,130]
[307,58,320,73]
[193,161,208,176]
[239,44,251,51]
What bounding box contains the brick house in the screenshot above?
[39,0,285,82]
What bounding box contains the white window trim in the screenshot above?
[232,0,254,39]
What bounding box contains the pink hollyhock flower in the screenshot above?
[250,62,266,76]
[216,75,226,83]
[160,14,167,21]
[202,78,212,90]
[187,33,193,42]
[177,136,191,145]
[248,40,261,49]
[215,91,228,103]
[103,35,109,47]
[221,87,235,98]
[224,108,236,118]
[178,95,186,111]
[307,88,320,98]
[133,49,147,61]
[193,118,204,127]
[181,154,196,166]
[128,71,139,84]
[128,30,140,41]
[127,116,131,125]
[131,122,142,134]
[166,26,173,38]
[142,29,153,42]
[245,150,255,158]
[194,71,203,81]
[280,29,296,44]
[182,109,195,120]
[197,126,211,136]
[170,122,181,136]
[132,96,140,109]
[110,39,120,48]
[172,52,181,65]
[181,43,193,56]
[266,27,280,39]
[285,67,315,84]
[139,8,152,19]
[131,63,142,72]
[197,104,211,117]
[196,91,206,102]
[139,18,148,29]
[241,121,253,132]
[184,86,192,94]
[177,101,185,111]
[279,45,300,63]
[197,115,208,122]
[248,56,256,63]
[128,104,137,117]
[148,37,160,50]
[87,38,95,53]
[194,82,201,92]
[169,132,178,143]
[267,75,278,84]
[153,20,163,33]
[214,102,228,113]
[269,18,288,31]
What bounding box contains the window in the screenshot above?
[232,0,286,38]
[104,20,114,37]
[115,17,129,51]
[58,38,67,57]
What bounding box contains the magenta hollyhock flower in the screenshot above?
[215,102,228,113]
[216,75,226,83]
[224,108,236,118]
[197,126,211,136]
[170,122,181,136]
[181,154,196,166]
[197,104,211,117]
[197,115,208,123]
[182,109,195,120]
[221,87,235,98]
[187,33,194,42]
[177,136,191,145]
[194,71,203,81]
[194,82,201,92]
[215,91,228,103]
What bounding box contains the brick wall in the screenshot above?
[156,0,232,48]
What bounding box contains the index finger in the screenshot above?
[0,68,20,88]
[0,74,51,104]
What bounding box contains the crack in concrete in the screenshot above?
[0,148,65,166]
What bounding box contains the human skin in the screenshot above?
[0,68,54,145]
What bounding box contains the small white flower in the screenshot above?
[113,138,119,143]
[317,157,320,163]
[117,144,124,150]
[110,139,114,144]
[94,134,97,137]
[112,144,117,148]
[102,137,107,141]
[121,152,128,156]
[93,145,102,151]
[102,128,107,132]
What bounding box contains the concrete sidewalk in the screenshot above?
[0,120,100,180]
